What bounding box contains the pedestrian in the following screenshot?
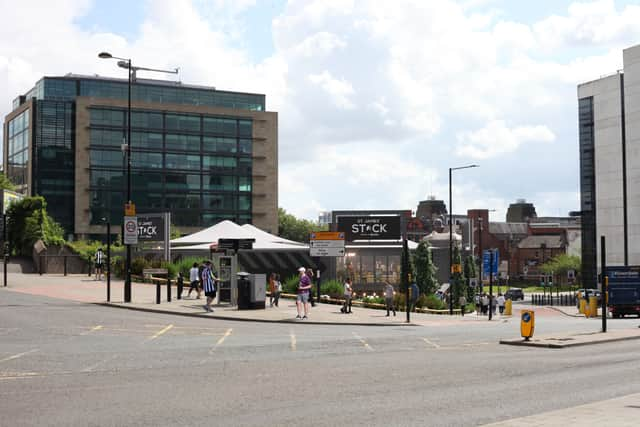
[94,248,104,281]
[481,293,489,315]
[491,294,497,315]
[296,267,312,319]
[269,273,277,307]
[188,262,201,299]
[384,281,396,316]
[341,277,353,314]
[497,293,506,315]
[274,274,282,307]
[409,281,420,312]
[306,268,316,307]
[459,295,467,316]
[201,260,218,312]
[474,293,481,314]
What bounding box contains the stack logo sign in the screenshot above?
[337,216,401,241]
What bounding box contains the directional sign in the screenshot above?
[482,249,499,276]
[124,216,138,245]
[310,232,345,257]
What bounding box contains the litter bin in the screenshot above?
[237,272,251,310]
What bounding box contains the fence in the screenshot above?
[530,293,577,306]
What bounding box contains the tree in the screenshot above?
[278,207,326,242]
[6,196,65,255]
[0,172,16,191]
[540,254,581,285]
[414,241,438,295]
[463,255,477,300]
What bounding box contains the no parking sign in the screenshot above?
[124,216,138,245]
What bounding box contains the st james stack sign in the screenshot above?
[337,215,401,241]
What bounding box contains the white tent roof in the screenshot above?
[171,220,253,245]
[171,220,308,251]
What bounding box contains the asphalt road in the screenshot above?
[2,290,640,426]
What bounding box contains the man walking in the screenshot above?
[94,248,104,281]
[384,281,396,316]
[296,267,312,319]
[341,277,353,314]
[202,260,218,312]
[409,281,420,312]
[187,262,201,299]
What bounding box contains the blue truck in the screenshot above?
[606,266,640,318]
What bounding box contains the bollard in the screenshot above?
[589,296,598,318]
[167,279,172,303]
[63,256,67,276]
[177,276,183,300]
[39,255,44,275]
[505,299,512,316]
[579,298,586,315]
[156,280,161,304]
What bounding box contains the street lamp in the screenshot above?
[449,164,479,315]
[98,52,178,303]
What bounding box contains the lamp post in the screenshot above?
[449,164,479,315]
[98,52,178,303]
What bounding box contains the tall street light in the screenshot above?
[449,164,479,315]
[98,52,178,303]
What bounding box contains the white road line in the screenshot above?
[290,330,297,352]
[422,337,441,349]
[353,332,373,351]
[0,349,39,364]
[80,325,103,335]
[216,328,233,346]
[0,371,41,380]
[147,324,174,341]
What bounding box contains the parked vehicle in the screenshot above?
[505,288,524,301]
[607,267,640,318]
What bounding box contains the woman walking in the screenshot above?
[269,273,279,307]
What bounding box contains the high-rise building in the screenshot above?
[577,44,640,287]
[3,74,278,238]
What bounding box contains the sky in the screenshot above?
[2,0,640,223]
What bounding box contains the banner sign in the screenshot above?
[137,214,165,241]
[337,215,401,241]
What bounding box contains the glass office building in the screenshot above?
[3,74,278,238]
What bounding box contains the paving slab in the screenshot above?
[500,327,640,348]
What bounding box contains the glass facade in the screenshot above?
[33,100,76,233]
[88,107,253,227]
[7,109,30,188]
[579,97,597,288]
[14,77,264,111]
[336,251,401,290]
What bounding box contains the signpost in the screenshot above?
[482,249,499,279]
[309,231,345,257]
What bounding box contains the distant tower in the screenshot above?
[506,199,537,223]
[416,196,447,219]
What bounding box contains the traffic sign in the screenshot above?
[482,249,499,276]
[124,216,138,245]
[310,247,345,257]
[310,231,345,240]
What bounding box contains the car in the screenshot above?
[505,288,525,301]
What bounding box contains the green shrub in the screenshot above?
[320,279,344,297]
[131,257,150,276]
[422,294,446,310]
[171,257,203,279]
[6,196,66,255]
[283,275,299,293]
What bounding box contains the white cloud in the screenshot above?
[456,120,556,159]
[307,71,356,110]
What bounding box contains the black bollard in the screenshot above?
[63,256,67,276]
[156,280,161,304]
[177,275,183,300]
[167,279,171,302]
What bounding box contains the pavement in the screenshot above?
[2,272,503,326]
[484,392,640,426]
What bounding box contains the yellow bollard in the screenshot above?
[579,298,587,315]
[589,296,598,318]
[504,299,512,316]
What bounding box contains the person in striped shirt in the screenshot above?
[94,248,104,281]
[201,260,219,312]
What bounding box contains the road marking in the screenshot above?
[216,328,233,346]
[147,324,174,341]
[0,371,41,380]
[422,337,441,349]
[353,332,373,351]
[0,349,39,364]
[80,325,103,335]
[290,330,296,352]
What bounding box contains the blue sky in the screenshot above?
[3,0,640,222]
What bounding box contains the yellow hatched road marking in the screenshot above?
[147,324,174,341]
[216,328,233,346]
[0,349,39,364]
